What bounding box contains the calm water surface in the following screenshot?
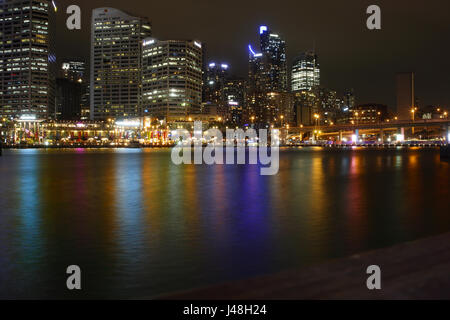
[0,147,449,299]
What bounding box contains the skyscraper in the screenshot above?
[396,72,415,121]
[90,8,151,120]
[246,46,268,125]
[141,38,203,122]
[291,52,320,92]
[0,0,56,120]
[246,26,289,126]
[204,62,229,118]
[259,26,288,92]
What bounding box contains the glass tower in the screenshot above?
[291,52,320,92]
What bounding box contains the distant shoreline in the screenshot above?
[1,144,445,150]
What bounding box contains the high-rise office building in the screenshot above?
[0,0,56,120]
[141,38,203,122]
[396,72,415,121]
[259,26,288,92]
[246,46,268,125]
[90,8,151,120]
[247,26,289,126]
[291,52,320,92]
[204,62,229,117]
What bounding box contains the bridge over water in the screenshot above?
[286,119,450,142]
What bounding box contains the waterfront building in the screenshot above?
[0,0,57,120]
[90,8,152,120]
[141,38,203,122]
[291,52,320,92]
[396,72,415,121]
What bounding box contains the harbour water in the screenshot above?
[0,147,449,299]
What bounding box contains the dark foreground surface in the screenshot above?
[164,232,450,300]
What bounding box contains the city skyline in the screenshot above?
[53,0,450,109]
[1,0,450,303]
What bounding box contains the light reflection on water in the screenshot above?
[0,148,449,299]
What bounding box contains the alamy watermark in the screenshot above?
[64,5,382,31]
[171,122,280,176]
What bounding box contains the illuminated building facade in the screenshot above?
[0,0,56,120]
[291,52,320,92]
[348,104,388,124]
[141,38,203,122]
[90,7,151,120]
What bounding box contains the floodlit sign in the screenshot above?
[194,41,202,48]
[19,115,37,121]
[143,39,155,46]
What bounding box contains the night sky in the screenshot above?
[55,0,450,110]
